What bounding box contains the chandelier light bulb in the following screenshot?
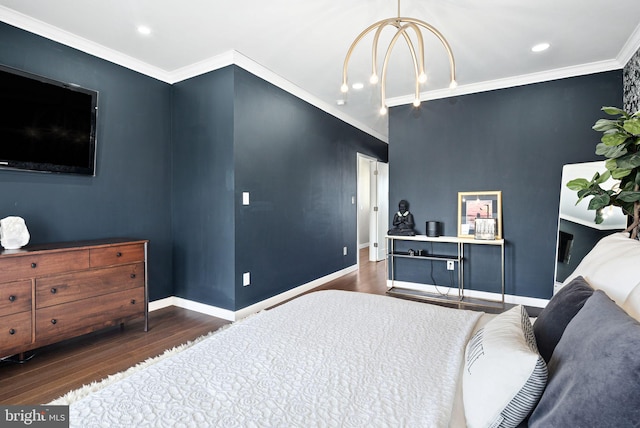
[413,99,421,107]
[340,83,349,93]
[379,106,388,115]
[449,79,458,89]
[370,74,379,85]
[418,73,427,84]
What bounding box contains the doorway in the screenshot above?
[357,154,389,266]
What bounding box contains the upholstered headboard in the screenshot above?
[559,232,640,307]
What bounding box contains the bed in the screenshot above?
[51,232,640,427]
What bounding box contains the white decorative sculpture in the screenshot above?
[0,216,30,250]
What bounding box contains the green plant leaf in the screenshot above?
[576,187,594,198]
[566,178,590,191]
[594,208,604,224]
[592,119,620,132]
[594,170,611,184]
[621,180,636,191]
[595,143,627,158]
[623,118,640,135]
[602,131,629,146]
[617,191,640,202]
[612,168,632,179]
[602,106,627,116]
[605,158,617,171]
[588,193,610,210]
[616,153,640,169]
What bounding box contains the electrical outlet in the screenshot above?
[343,246,348,256]
[243,272,251,286]
[446,260,455,271]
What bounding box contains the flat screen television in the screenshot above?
[0,64,98,175]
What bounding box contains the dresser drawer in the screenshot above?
[90,244,145,268]
[36,287,145,343]
[0,311,32,352]
[0,280,32,316]
[36,263,144,309]
[0,249,90,282]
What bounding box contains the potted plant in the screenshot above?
[567,107,640,239]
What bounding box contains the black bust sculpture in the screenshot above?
[388,199,416,236]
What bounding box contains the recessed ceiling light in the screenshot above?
[531,43,550,52]
[352,82,364,90]
[137,26,152,35]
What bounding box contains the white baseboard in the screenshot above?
[149,296,236,320]
[387,280,549,308]
[149,265,358,321]
[358,242,369,250]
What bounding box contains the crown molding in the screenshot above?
[617,21,640,66]
[386,59,624,107]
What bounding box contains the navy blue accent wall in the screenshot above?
[0,23,174,300]
[233,68,387,309]
[171,67,236,309]
[389,71,622,299]
[172,66,388,311]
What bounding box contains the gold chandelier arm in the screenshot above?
[401,22,426,84]
[381,23,420,113]
[371,19,401,84]
[402,17,457,85]
[341,19,390,91]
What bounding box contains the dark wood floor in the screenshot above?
[0,248,531,405]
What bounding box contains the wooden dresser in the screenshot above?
[0,238,148,359]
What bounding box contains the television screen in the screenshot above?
[0,64,98,175]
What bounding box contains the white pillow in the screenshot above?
[623,283,640,321]
[561,232,640,304]
[463,306,547,428]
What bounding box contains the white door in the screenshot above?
[369,161,389,261]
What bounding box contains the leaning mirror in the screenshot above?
[554,161,628,288]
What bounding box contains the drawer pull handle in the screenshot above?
[31,262,37,268]
[130,274,136,279]
[9,328,15,335]
[51,319,57,325]
[8,295,16,302]
[130,299,136,305]
[116,252,122,257]
[51,288,57,294]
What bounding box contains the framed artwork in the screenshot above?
[458,191,502,239]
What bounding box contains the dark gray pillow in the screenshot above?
[529,290,640,427]
[533,276,593,362]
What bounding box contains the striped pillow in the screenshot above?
[463,305,547,428]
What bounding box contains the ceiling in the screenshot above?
[1,0,640,141]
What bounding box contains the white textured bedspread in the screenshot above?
[68,290,481,427]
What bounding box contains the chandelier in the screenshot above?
[340,0,457,115]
